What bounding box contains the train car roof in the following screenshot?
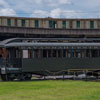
[1,37,100,45]
[1,38,100,48]
[0,38,20,47]
[4,42,100,48]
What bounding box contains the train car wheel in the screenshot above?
[25,73,32,80]
[1,74,7,81]
[18,74,26,81]
[18,73,32,81]
[7,74,16,81]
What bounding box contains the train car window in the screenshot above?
[78,52,81,58]
[91,49,94,57]
[28,50,32,58]
[75,49,78,57]
[6,48,10,59]
[58,49,61,57]
[33,50,36,58]
[0,48,2,58]
[32,50,35,58]
[89,49,92,58]
[71,49,74,57]
[68,49,71,58]
[97,49,99,57]
[7,48,16,59]
[63,49,66,57]
[16,49,19,58]
[22,49,32,59]
[99,50,100,57]
[98,50,100,57]
[23,50,28,58]
[96,50,99,57]
[81,49,86,58]
[33,49,40,58]
[18,49,21,59]
[43,49,47,58]
[52,49,56,57]
[48,50,52,57]
[91,49,99,57]
[86,49,89,57]
[76,49,81,58]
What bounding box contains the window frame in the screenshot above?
[22,19,26,27]
[7,19,11,26]
[35,20,39,28]
[76,21,80,28]
[90,21,94,29]
[62,21,66,29]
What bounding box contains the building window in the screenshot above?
[7,19,11,26]
[49,20,53,28]
[22,19,25,27]
[90,21,94,29]
[70,21,72,29]
[35,20,39,28]
[15,19,17,26]
[76,21,80,28]
[62,21,66,29]
[49,20,57,28]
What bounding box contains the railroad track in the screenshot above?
[0,75,98,82]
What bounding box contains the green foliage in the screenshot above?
[0,80,100,100]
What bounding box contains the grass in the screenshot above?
[0,80,100,100]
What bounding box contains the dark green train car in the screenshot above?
[0,38,100,81]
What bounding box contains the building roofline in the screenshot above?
[0,16,100,20]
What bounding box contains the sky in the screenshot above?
[0,0,100,18]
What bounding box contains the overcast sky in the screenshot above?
[0,0,100,18]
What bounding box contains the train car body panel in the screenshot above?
[22,58,100,72]
[1,38,100,80]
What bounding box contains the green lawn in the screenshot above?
[0,80,100,100]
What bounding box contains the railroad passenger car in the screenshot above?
[0,38,100,81]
